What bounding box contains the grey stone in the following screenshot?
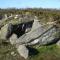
[39,27,57,45]
[17,45,29,59]
[9,34,18,45]
[28,39,39,45]
[0,24,9,40]
[28,26,59,45]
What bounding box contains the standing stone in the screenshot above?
[0,24,9,40]
[17,45,29,59]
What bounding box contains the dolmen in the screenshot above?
[0,16,60,59]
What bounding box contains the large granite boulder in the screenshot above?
[17,45,29,59]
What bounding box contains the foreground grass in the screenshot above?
[29,44,60,60]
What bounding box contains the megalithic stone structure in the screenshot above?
[8,16,60,59]
[1,16,59,59]
[15,16,59,45]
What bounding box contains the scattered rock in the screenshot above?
[40,27,59,45]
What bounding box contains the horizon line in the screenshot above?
[0,7,60,10]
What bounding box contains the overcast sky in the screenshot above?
[0,0,60,9]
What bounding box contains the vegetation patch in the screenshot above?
[29,44,60,60]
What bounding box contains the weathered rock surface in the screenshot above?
[17,45,29,59]
[39,27,58,45]
[14,21,60,46]
[9,34,18,45]
[27,26,59,45]
[15,17,44,44]
[0,24,9,40]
